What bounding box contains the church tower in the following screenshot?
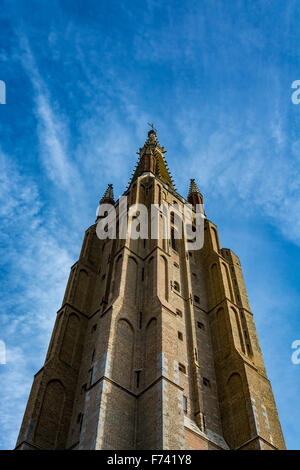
[16,129,285,450]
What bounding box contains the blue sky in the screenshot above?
[0,0,299,450]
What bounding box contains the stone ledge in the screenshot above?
[184,416,230,450]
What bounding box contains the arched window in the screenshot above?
[211,227,220,252]
[34,380,66,449]
[173,281,180,293]
[221,262,233,301]
[157,185,161,205]
[60,313,80,367]
[160,255,168,300]
[226,373,251,447]
[171,228,177,251]
[229,307,244,352]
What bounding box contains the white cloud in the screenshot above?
[18,35,84,199]
[0,151,75,449]
[174,108,300,246]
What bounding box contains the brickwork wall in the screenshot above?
[16,171,285,451]
[184,428,220,450]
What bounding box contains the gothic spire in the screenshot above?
[129,128,175,190]
[100,183,114,205]
[187,179,203,206]
[188,179,201,197]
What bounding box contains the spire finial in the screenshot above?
[145,123,158,145]
[188,178,201,196]
[147,122,157,132]
[188,179,203,207]
[100,183,114,204]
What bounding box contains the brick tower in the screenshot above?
[16,129,285,450]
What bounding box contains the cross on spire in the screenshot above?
[147,122,157,132]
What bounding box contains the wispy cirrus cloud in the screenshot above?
[18,35,84,198]
[173,104,300,246]
[0,150,75,449]
[0,0,299,451]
